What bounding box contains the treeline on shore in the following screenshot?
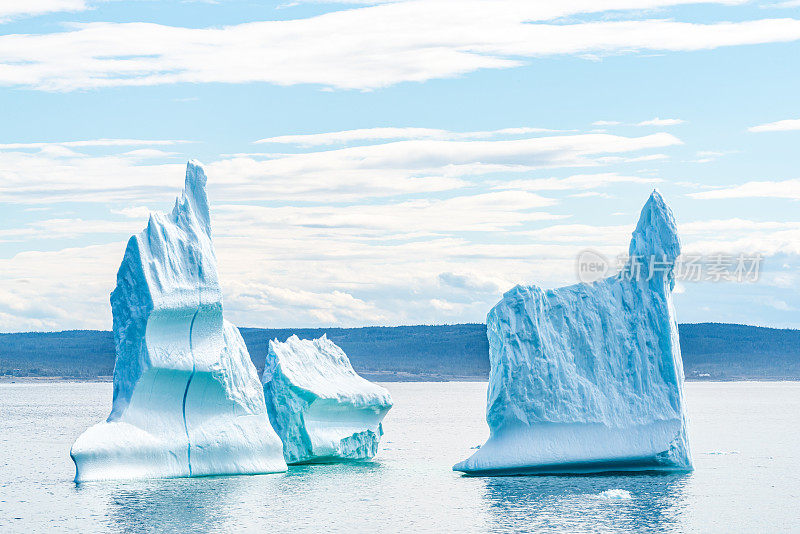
[2,323,799,381]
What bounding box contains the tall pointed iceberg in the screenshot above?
[454,191,692,475]
[70,161,287,482]
[262,335,393,464]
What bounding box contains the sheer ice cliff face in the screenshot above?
[262,335,393,464]
[70,161,287,482]
[454,191,692,475]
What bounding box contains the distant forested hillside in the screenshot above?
[240,325,490,380]
[1,323,799,380]
[678,323,800,380]
[0,330,116,378]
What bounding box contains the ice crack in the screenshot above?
[182,304,200,476]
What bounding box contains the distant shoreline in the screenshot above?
[3,322,800,382]
[3,375,799,384]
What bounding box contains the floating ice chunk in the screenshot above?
[262,335,393,464]
[597,489,633,500]
[70,161,287,482]
[454,191,692,475]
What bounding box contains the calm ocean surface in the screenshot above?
[1,381,798,533]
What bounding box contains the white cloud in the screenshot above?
[636,117,686,126]
[438,272,500,293]
[0,0,86,23]
[515,218,800,255]
[591,118,686,127]
[292,0,397,4]
[498,172,662,191]
[122,149,180,159]
[256,128,450,146]
[0,149,185,204]
[6,208,800,331]
[680,218,800,233]
[680,219,800,255]
[429,298,458,313]
[691,149,731,163]
[0,218,139,242]
[0,224,579,331]
[594,153,670,164]
[110,206,152,219]
[570,191,613,198]
[0,243,121,331]
[7,123,800,331]
[0,139,189,149]
[214,191,558,238]
[0,131,679,204]
[0,1,797,91]
[522,224,631,244]
[0,127,682,329]
[761,297,794,311]
[213,132,679,199]
[688,179,800,200]
[748,118,800,132]
[225,280,387,326]
[254,127,559,146]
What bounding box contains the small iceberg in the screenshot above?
[70,161,287,481]
[597,489,633,500]
[262,335,393,464]
[454,191,693,475]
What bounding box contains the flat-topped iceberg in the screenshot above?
[70,161,287,482]
[454,191,692,475]
[262,335,393,464]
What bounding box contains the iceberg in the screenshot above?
[262,335,393,464]
[70,161,287,482]
[454,191,692,475]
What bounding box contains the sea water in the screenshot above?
[1,381,798,532]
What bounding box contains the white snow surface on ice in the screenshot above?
[454,190,692,475]
[262,335,393,464]
[70,161,286,481]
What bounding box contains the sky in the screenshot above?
[1,0,800,332]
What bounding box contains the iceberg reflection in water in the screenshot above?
[480,474,688,532]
